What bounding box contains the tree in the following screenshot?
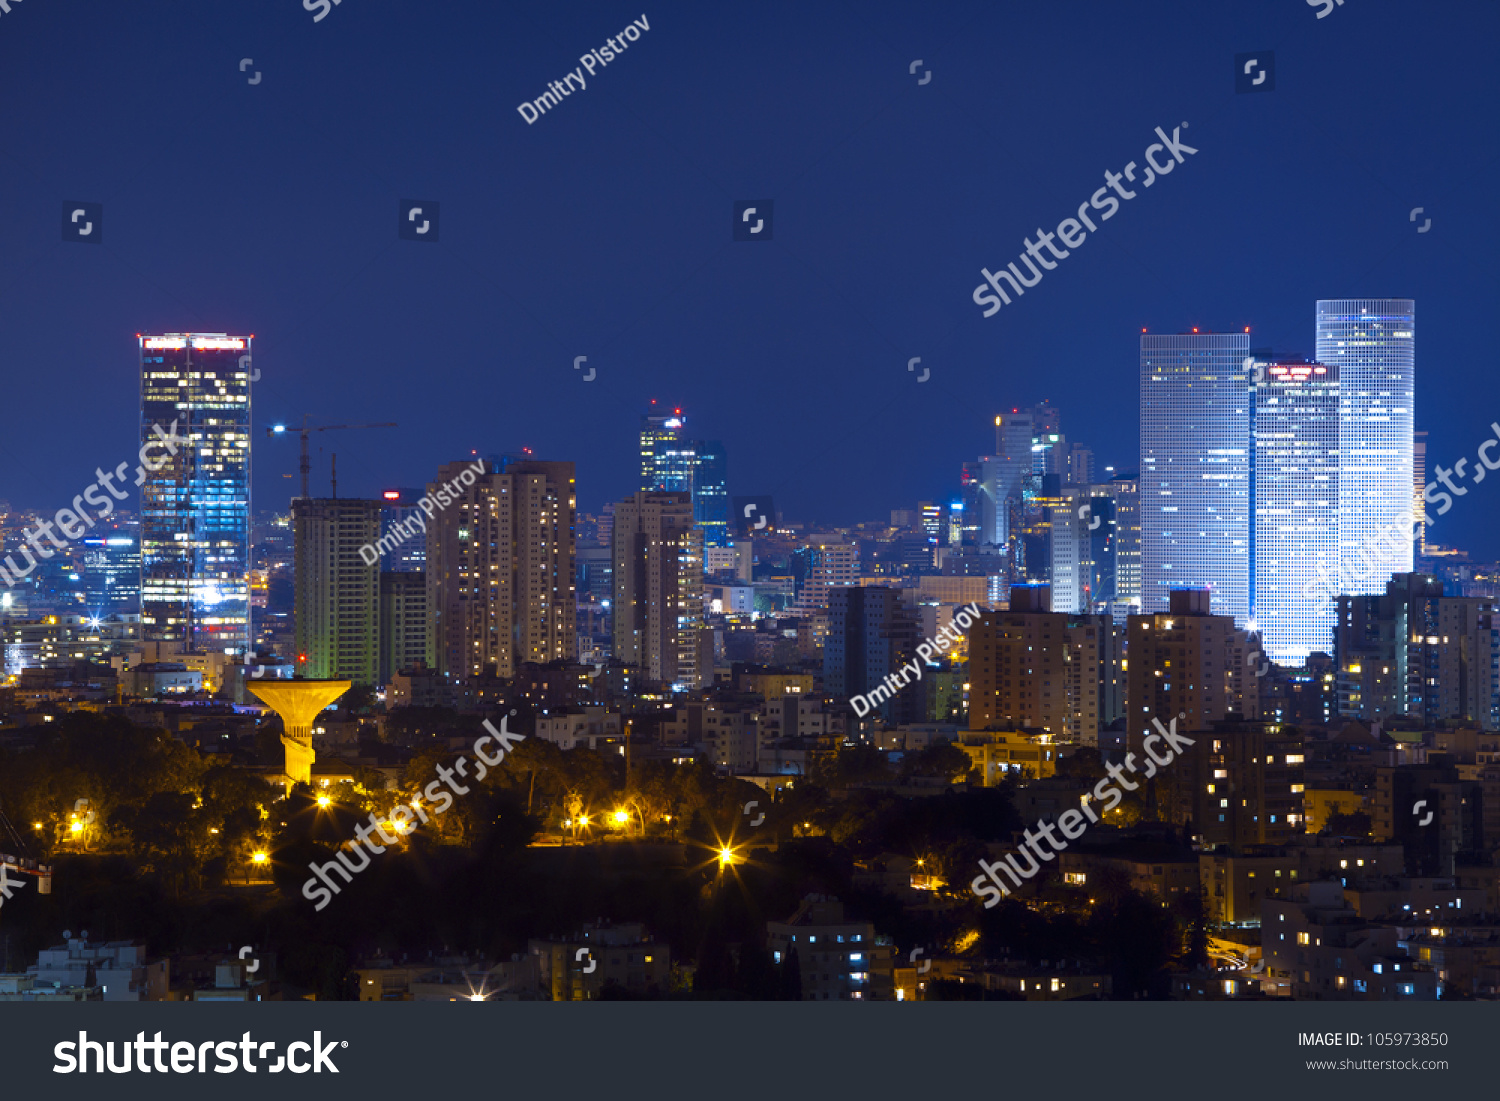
[734,938,780,1000]
[898,741,972,784]
[1324,810,1372,838]
[777,945,803,1001]
[812,744,891,787]
[109,791,210,895]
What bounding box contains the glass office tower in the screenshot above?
[1316,299,1416,592]
[691,439,729,548]
[1140,331,1251,623]
[139,333,252,654]
[1252,360,1340,663]
[639,410,729,548]
[990,410,1035,547]
[1108,474,1141,615]
[640,410,689,492]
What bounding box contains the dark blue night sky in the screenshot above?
[2,0,1496,553]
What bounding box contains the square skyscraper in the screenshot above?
[138,333,252,654]
[1139,331,1251,624]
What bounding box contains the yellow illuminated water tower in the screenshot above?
[245,679,350,787]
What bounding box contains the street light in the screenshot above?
[316,795,332,809]
[251,851,268,865]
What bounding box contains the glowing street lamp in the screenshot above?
[251,851,269,865]
[316,795,332,809]
[718,846,737,868]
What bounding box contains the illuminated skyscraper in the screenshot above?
[690,438,730,548]
[1316,299,1416,591]
[1140,331,1251,623]
[990,411,1034,546]
[1251,359,1340,663]
[428,459,577,679]
[292,497,381,685]
[612,491,703,688]
[640,409,689,492]
[1413,430,1428,556]
[139,333,252,654]
[80,525,140,616]
[1107,474,1141,616]
[639,409,729,548]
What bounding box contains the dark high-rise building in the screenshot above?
[1126,588,1261,751]
[379,570,431,684]
[1107,474,1141,617]
[612,491,702,688]
[139,333,253,654]
[824,586,922,726]
[292,498,381,684]
[378,488,428,572]
[428,459,577,680]
[968,585,1105,745]
[1163,719,1305,847]
[1335,573,1499,729]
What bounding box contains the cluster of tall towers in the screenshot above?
[133,302,1415,680]
[1140,298,1416,663]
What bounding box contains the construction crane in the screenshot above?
[266,416,397,499]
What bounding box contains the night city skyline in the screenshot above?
[0,2,1495,555]
[3,5,1500,1088]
